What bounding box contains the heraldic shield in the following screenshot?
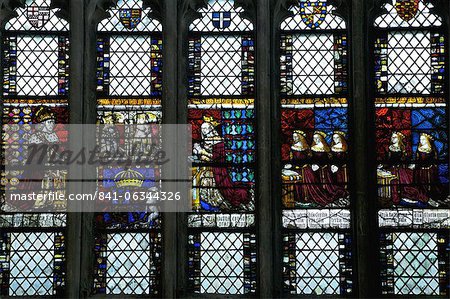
[300,0,327,29]
[212,11,231,29]
[395,0,420,22]
[119,9,142,29]
[26,4,50,29]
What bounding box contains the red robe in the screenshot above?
[290,150,311,203]
[414,150,443,202]
[293,150,345,206]
[211,141,250,207]
[330,150,349,201]
[386,150,428,204]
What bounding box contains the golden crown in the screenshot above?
[392,131,405,139]
[333,131,346,137]
[203,115,220,127]
[114,168,144,188]
[35,106,56,123]
[313,131,327,138]
[421,133,434,141]
[293,130,306,137]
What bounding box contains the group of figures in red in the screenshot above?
[282,128,448,208]
[377,131,446,208]
[282,130,349,208]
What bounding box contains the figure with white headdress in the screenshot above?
[283,130,311,206]
[330,131,348,186]
[329,131,350,202]
[382,131,428,206]
[412,133,443,207]
[298,131,346,206]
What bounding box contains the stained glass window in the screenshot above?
[93,0,162,295]
[373,0,450,296]
[1,0,69,296]
[279,0,352,295]
[187,0,256,294]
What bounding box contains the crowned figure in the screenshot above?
[413,133,443,207]
[29,106,66,209]
[284,130,311,205]
[29,106,59,144]
[290,131,340,206]
[383,131,428,205]
[289,130,312,161]
[192,115,250,211]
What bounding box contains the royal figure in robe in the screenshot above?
[284,130,312,204]
[383,131,428,205]
[330,131,349,198]
[192,116,251,211]
[303,131,345,206]
[29,106,67,209]
[412,133,442,207]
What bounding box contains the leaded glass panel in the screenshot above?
[0,215,66,296]
[0,0,69,296]
[280,1,353,295]
[93,0,162,295]
[188,232,256,294]
[282,232,352,295]
[187,0,257,295]
[379,232,449,295]
[373,1,450,296]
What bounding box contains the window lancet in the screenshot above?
[186,0,257,295]
[92,0,163,295]
[373,0,450,296]
[279,0,353,295]
[0,0,69,296]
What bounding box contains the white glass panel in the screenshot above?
[200,232,244,294]
[9,232,55,296]
[16,36,58,96]
[393,232,439,295]
[109,36,152,96]
[200,36,242,96]
[295,232,340,295]
[106,233,151,295]
[387,31,431,93]
[292,34,334,95]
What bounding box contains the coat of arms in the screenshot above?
[26,5,50,29]
[300,1,327,29]
[119,9,142,30]
[212,11,231,29]
[395,0,419,22]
